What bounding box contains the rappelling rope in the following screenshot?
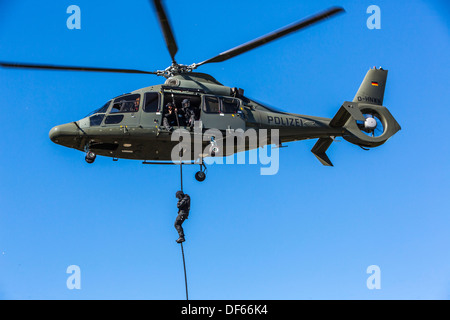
[173,97,183,193]
[179,162,183,193]
[180,242,189,300]
[173,95,188,300]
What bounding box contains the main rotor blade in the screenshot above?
[196,6,345,67]
[151,0,178,64]
[0,62,158,74]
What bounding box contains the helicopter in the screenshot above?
[1,1,401,182]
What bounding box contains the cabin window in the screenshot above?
[203,96,240,114]
[110,94,141,113]
[144,92,160,113]
[204,96,220,113]
[221,98,239,114]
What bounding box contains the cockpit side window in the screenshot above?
[143,92,160,113]
[110,94,141,113]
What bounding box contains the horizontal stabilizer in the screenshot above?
[311,137,334,166]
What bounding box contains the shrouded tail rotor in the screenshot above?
[357,112,385,137]
[339,67,401,148]
[312,67,401,166]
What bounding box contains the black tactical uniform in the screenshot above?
[174,190,190,243]
[181,99,195,130]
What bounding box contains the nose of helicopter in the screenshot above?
[49,122,80,144]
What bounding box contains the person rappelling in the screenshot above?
[174,190,190,243]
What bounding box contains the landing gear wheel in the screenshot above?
[85,151,96,164]
[195,171,206,182]
[195,162,207,182]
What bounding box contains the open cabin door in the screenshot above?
[160,92,202,129]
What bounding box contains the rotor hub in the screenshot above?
[364,117,377,130]
[157,63,199,78]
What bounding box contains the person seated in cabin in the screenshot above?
[162,102,176,131]
[132,96,140,112]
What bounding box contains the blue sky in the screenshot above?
[0,0,449,300]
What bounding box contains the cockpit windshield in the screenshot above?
[87,100,111,126]
[86,100,111,117]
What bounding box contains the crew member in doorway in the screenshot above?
[162,102,175,131]
[181,99,195,130]
[174,190,190,243]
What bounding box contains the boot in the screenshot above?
[176,236,185,243]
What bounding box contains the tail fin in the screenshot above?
[353,67,388,106]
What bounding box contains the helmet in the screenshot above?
[175,190,184,199]
[182,99,190,107]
